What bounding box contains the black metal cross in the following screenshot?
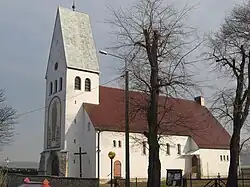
[74,146,87,177]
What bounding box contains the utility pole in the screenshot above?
[97,130,101,187]
[124,59,130,187]
[99,50,130,187]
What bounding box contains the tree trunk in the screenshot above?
[146,78,161,187]
[226,128,240,187]
[147,129,161,187]
[145,29,161,187]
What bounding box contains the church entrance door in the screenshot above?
[114,160,121,178]
[192,155,198,173]
[191,155,201,179]
[51,153,59,176]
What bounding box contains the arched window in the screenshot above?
[59,77,63,91]
[166,143,170,155]
[177,144,181,155]
[49,82,53,95]
[54,80,58,93]
[75,76,81,90]
[85,78,91,91]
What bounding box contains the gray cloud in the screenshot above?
[0,0,243,162]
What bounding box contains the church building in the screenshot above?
[39,6,231,180]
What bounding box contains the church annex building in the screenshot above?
[39,7,231,180]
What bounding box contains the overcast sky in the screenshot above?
[0,0,243,162]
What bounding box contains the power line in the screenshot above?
[16,76,122,118]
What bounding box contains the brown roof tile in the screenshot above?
[85,86,231,149]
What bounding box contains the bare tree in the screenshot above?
[107,0,202,186]
[207,1,250,186]
[0,89,17,148]
[0,168,8,187]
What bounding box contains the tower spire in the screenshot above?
[72,0,75,11]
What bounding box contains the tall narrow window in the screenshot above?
[142,141,147,155]
[59,77,63,91]
[226,155,229,161]
[220,155,223,161]
[177,144,181,155]
[166,143,170,155]
[54,62,58,70]
[88,122,91,131]
[85,78,91,91]
[113,140,116,147]
[75,76,81,90]
[118,141,122,148]
[49,82,53,95]
[54,80,58,93]
[223,155,226,161]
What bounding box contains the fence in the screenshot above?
[100,176,250,187]
[102,178,148,187]
[183,178,250,187]
[183,172,250,187]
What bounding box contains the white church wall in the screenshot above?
[81,110,96,178]
[64,68,99,177]
[97,131,191,179]
[64,68,99,150]
[159,135,191,179]
[42,151,51,173]
[65,67,99,108]
[44,10,67,152]
[189,137,199,151]
[65,106,96,178]
[97,131,126,179]
[199,149,230,178]
[63,104,83,177]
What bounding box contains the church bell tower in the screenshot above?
[39,6,100,177]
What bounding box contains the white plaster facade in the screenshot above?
[40,6,230,179]
[41,6,99,177]
[94,131,230,179]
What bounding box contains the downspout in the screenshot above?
[97,130,101,187]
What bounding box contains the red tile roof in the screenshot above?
[85,86,231,149]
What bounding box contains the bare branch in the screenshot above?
[106,0,201,186]
[0,89,17,149]
[240,137,250,151]
[205,1,250,185]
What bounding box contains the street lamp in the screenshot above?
[5,157,10,176]
[5,157,10,168]
[108,151,116,187]
[99,50,130,187]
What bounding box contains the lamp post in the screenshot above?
[99,50,130,187]
[5,157,10,168]
[108,151,116,187]
[5,157,10,185]
[5,157,10,172]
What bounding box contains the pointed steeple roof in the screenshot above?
[46,6,99,78]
